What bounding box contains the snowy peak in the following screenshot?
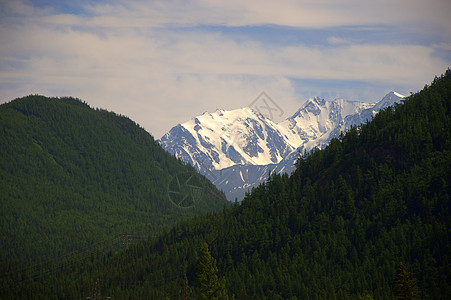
[392,91,405,98]
[161,106,294,171]
[160,92,405,173]
[194,107,266,128]
[159,91,406,200]
[288,97,371,121]
[373,91,405,111]
[279,97,372,150]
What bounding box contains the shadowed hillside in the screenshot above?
[0,95,228,264]
[2,70,450,299]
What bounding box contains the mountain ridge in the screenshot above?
[160,91,405,200]
[0,95,228,263]
[4,70,449,299]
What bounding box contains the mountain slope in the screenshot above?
[161,92,404,200]
[4,71,449,299]
[160,107,293,171]
[278,97,373,150]
[0,95,228,263]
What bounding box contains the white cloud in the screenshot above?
[81,0,451,36]
[327,37,347,45]
[433,43,451,51]
[0,0,450,137]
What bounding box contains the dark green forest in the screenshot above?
[0,95,228,265]
[1,70,450,299]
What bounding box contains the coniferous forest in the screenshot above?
[1,70,450,299]
[0,95,228,265]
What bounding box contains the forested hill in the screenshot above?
[0,95,228,264]
[2,70,450,299]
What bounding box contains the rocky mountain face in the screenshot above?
[160,108,292,171]
[160,92,405,200]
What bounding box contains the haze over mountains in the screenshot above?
[160,91,405,200]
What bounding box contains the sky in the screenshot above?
[1,0,450,138]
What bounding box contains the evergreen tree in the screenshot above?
[2,71,450,299]
[196,242,228,300]
[393,262,421,300]
[0,95,228,264]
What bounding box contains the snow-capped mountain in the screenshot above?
[160,92,405,200]
[160,108,294,171]
[279,97,373,151]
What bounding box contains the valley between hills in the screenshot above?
[0,71,450,299]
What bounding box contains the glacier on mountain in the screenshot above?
[159,92,405,201]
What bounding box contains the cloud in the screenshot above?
[433,43,451,51]
[327,37,347,45]
[1,0,450,137]
[81,0,451,36]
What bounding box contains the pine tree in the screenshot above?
[195,242,229,300]
[393,262,421,300]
